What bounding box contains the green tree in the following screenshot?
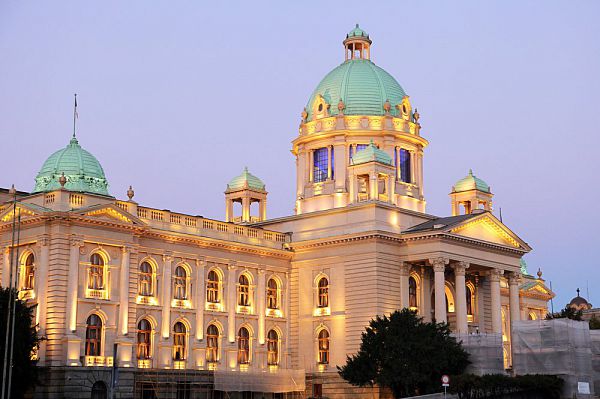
[338,308,470,398]
[545,305,583,321]
[589,316,600,330]
[0,288,41,399]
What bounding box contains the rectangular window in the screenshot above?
[313,148,329,183]
[330,147,335,179]
[349,144,368,162]
[400,149,412,183]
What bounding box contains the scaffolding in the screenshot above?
[511,319,595,398]
[453,333,505,375]
[591,330,600,397]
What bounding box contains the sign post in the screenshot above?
[441,374,450,398]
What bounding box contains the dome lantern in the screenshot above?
[450,170,493,215]
[344,24,372,61]
[225,167,268,224]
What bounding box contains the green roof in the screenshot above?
[305,59,407,121]
[520,258,528,275]
[347,24,369,39]
[452,169,491,193]
[226,167,266,192]
[33,137,110,196]
[351,141,393,166]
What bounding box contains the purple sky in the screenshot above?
[1,1,599,309]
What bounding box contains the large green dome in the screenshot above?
[33,137,110,196]
[305,59,407,121]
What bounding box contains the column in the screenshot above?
[227,263,237,343]
[257,270,266,344]
[225,199,232,222]
[489,269,503,334]
[308,150,314,182]
[297,145,306,197]
[430,257,448,323]
[66,237,83,334]
[333,140,346,191]
[119,246,131,336]
[399,262,410,309]
[241,197,250,222]
[454,262,469,334]
[369,172,377,200]
[508,272,521,326]
[327,146,332,180]
[410,151,416,184]
[161,253,173,338]
[259,200,267,221]
[195,258,206,341]
[35,236,50,334]
[420,267,432,322]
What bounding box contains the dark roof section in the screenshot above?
[403,213,479,233]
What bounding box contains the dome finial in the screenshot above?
[58,172,67,188]
[8,184,16,196]
[537,268,543,279]
[73,93,78,139]
[577,288,581,297]
[127,185,135,201]
[469,169,473,175]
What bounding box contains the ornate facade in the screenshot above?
[0,25,554,398]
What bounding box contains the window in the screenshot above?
[318,329,329,364]
[137,319,152,360]
[267,278,279,310]
[139,262,153,296]
[313,148,329,183]
[349,144,368,162]
[174,266,187,300]
[267,329,279,365]
[317,277,329,308]
[206,324,219,363]
[238,274,250,307]
[466,286,473,316]
[207,270,220,303]
[91,381,107,399]
[85,314,102,356]
[237,327,250,364]
[173,322,186,360]
[23,253,35,290]
[88,253,104,290]
[399,149,412,183]
[409,276,417,309]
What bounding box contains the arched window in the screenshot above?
[91,381,107,399]
[408,276,418,309]
[528,312,537,321]
[85,314,102,356]
[267,278,279,309]
[88,253,105,290]
[238,274,250,307]
[267,329,279,365]
[173,322,186,360]
[466,286,474,316]
[23,253,35,290]
[206,270,220,303]
[137,319,152,360]
[206,324,219,363]
[173,266,187,300]
[318,329,329,364]
[237,327,250,364]
[317,277,329,308]
[139,262,153,296]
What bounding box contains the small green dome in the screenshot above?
[305,59,407,121]
[33,137,110,196]
[347,24,369,39]
[226,167,266,192]
[452,169,490,193]
[520,258,528,275]
[351,141,393,166]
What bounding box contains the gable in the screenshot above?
[81,205,142,225]
[450,216,521,248]
[0,203,43,223]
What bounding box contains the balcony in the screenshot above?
[84,356,113,367]
[85,288,108,300]
[136,295,158,306]
[266,308,283,318]
[137,359,151,369]
[171,299,192,309]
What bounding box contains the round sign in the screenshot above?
[441,375,450,384]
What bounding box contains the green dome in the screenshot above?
[305,59,407,121]
[351,141,393,166]
[33,137,110,196]
[452,169,490,193]
[347,24,369,39]
[226,167,266,192]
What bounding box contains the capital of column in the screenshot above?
[488,269,503,282]
[429,257,449,273]
[122,244,133,255]
[36,234,50,248]
[257,269,266,276]
[227,261,237,271]
[69,235,84,248]
[507,271,521,285]
[162,251,173,263]
[399,261,410,275]
[195,257,206,267]
[453,261,469,276]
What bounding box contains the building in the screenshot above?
[0,26,554,398]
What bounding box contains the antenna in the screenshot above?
[73,93,78,138]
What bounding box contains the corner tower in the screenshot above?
[450,169,493,215]
[225,167,267,223]
[293,25,428,214]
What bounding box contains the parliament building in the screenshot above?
[0,26,554,398]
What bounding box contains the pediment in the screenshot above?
[0,203,45,223]
[449,213,530,250]
[78,204,144,225]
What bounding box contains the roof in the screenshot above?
[226,167,266,192]
[347,24,369,39]
[452,169,491,193]
[305,59,407,120]
[32,136,110,196]
[520,258,529,275]
[351,141,393,166]
[403,213,478,233]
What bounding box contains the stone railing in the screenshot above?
[299,115,420,137]
[115,202,289,250]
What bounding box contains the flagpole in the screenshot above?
[73,93,78,138]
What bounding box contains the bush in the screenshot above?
[449,374,563,399]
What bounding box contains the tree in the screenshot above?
[545,305,583,321]
[338,308,470,398]
[0,288,41,399]
[589,316,600,330]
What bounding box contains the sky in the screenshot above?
[1,1,598,308]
